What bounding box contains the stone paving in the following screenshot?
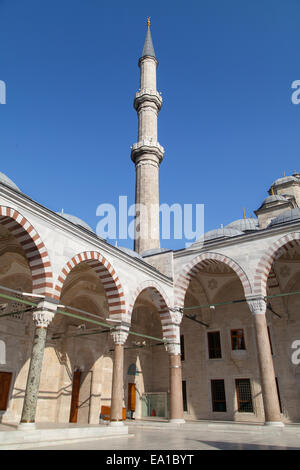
[18,421,300,450]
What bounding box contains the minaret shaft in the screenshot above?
[131,26,164,255]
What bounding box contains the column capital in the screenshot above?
[111,328,128,345]
[165,341,181,355]
[246,295,267,315]
[169,309,184,326]
[33,297,58,328]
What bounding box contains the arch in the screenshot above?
[253,232,300,296]
[128,280,173,340]
[0,206,53,295]
[174,252,252,308]
[53,251,126,319]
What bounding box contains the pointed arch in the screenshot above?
[174,252,252,308]
[0,206,53,295]
[53,251,126,319]
[253,232,300,296]
[128,280,174,340]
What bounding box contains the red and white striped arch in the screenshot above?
[174,252,252,308]
[253,232,300,296]
[128,280,175,340]
[53,251,126,319]
[0,206,53,295]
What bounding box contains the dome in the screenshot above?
[118,246,143,260]
[268,208,300,228]
[0,172,21,192]
[142,248,169,257]
[57,212,94,232]
[192,227,243,246]
[272,176,298,187]
[226,218,259,232]
[262,195,287,205]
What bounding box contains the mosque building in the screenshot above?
[1,21,300,431]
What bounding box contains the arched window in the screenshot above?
[127,363,138,376]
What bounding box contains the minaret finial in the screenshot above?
[243,208,246,220]
[147,17,151,28]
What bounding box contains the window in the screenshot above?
[182,381,188,412]
[180,335,185,361]
[235,379,253,413]
[231,329,246,350]
[211,380,227,412]
[207,331,222,359]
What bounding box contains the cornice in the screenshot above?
[0,184,173,286]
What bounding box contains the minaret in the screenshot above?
[131,19,164,254]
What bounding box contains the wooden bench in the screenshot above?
[100,405,126,421]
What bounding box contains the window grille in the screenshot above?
[235,378,253,412]
[211,379,227,412]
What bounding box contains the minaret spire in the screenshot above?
[131,20,164,254]
[142,18,156,59]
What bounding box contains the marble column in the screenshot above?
[247,296,284,426]
[109,330,128,426]
[165,311,185,423]
[19,298,57,429]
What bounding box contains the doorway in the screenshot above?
[0,371,12,411]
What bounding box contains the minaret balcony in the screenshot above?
[131,139,164,164]
[134,89,162,111]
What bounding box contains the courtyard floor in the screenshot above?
[3,420,299,451]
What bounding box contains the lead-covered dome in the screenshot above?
[118,246,143,260]
[57,212,94,232]
[226,218,259,232]
[268,208,300,228]
[272,176,298,187]
[0,172,21,192]
[191,227,243,246]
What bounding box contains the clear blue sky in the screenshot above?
[0,0,299,250]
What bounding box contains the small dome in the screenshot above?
[226,218,259,232]
[192,227,243,246]
[142,248,169,257]
[272,176,298,187]
[118,246,143,260]
[0,172,21,192]
[262,195,287,205]
[57,212,94,232]
[268,208,300,227]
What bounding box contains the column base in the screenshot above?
[168,418,185,424]
[18,422,37,430]
[264,421,285,427]
[109,420,125,427]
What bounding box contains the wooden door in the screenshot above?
[69,371,81,423]
[0,372,12,410]
[128,383,136,412]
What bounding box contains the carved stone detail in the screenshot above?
[32,298,58,328]
[246,296,267,315]
[165,341,181,355]
[111,330,128,345]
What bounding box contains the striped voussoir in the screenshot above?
[253,232,300,296]
[53,251,126,319]
[0,206,53,295]
[174,252,252,309]
[128,280,175,340]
